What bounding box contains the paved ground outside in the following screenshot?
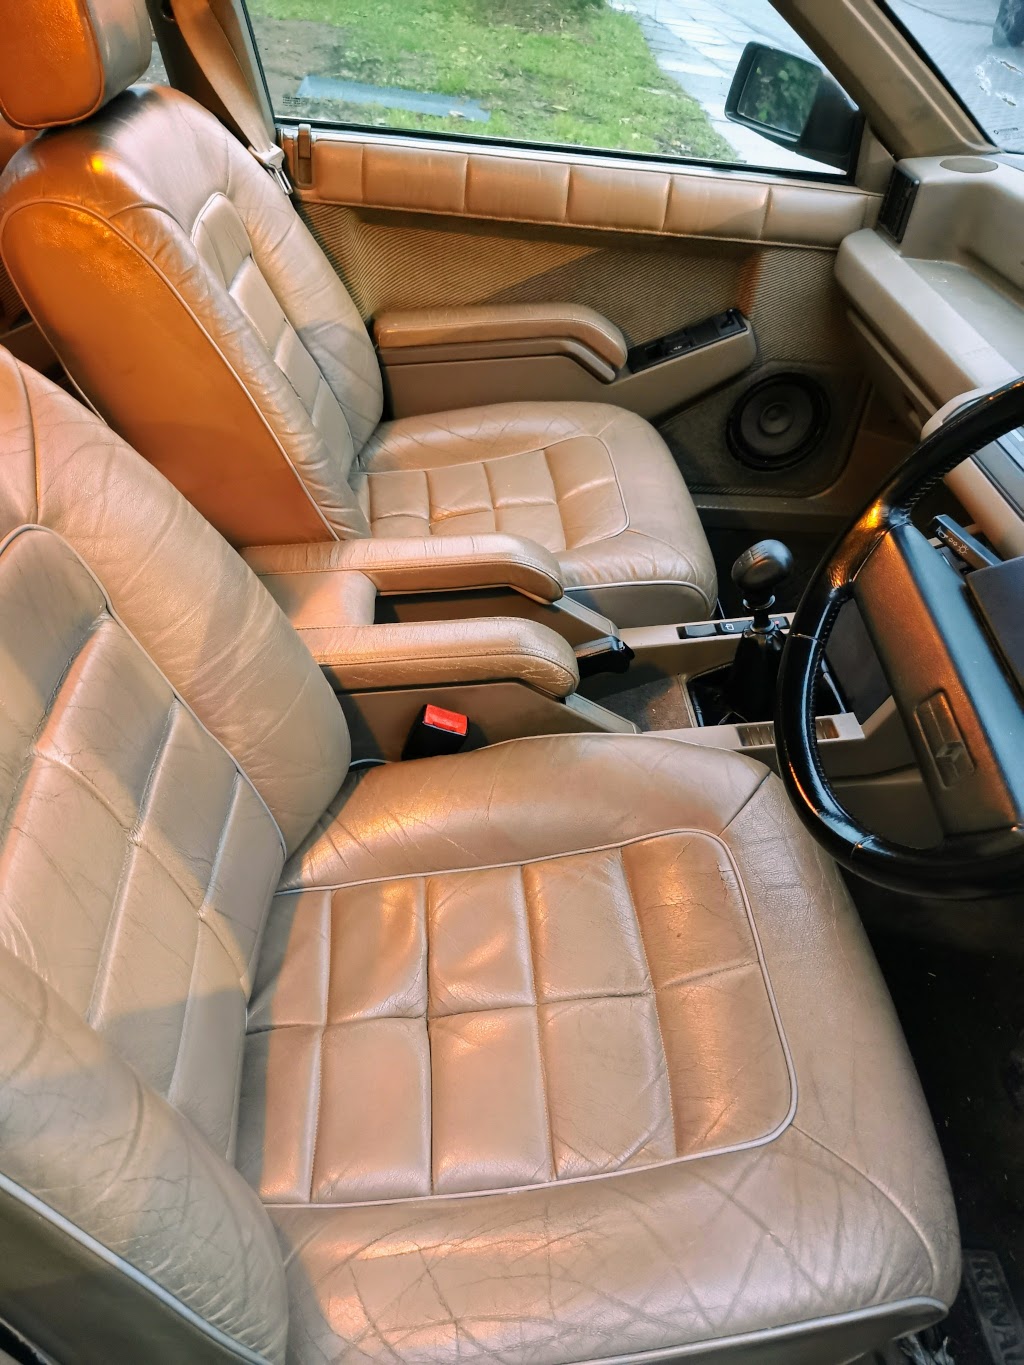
[609,0,822,170]
[888,0,1024,152]
[613,0,1024,169]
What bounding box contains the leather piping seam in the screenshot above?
[562,1298,949,1365]
[0,1170,271,1365]
[266,824,797,1207]
[0,525,288,859]
[1,199,340,543]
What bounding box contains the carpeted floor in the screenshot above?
[600,674,692,731]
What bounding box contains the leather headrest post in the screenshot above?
[0,0,152,131]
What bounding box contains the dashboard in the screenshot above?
[834,153,1024,559]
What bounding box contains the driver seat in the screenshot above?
[0,347,958,1363]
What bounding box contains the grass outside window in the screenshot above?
[248,0,734,160]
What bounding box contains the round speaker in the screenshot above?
[727,373,830,470]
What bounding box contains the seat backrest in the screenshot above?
[0,0,384,548]
[0,343,351,1362]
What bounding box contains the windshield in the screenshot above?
[884,1,1024,152]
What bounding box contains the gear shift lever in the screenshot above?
[724,539,794,722]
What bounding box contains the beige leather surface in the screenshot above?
[297,617,580,698]
[375,302,628,371]
[287,130,878,247]
[248,544,578,696]
[0,85,383,545]
[240,734,959,1363]
[0,349,351,1361]
[359,402,718,623]
[246,532,566,603]
[0,349,350,853]
[0,82,717,626]
[0,0,151,131]
[838,158,1024,410]
[0,343,959,1363]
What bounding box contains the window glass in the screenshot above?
[884,1,1024,153]
[245,0,845,171]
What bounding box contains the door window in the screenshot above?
[245,0,851,172]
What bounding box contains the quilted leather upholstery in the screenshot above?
[0,344,958,1365]
[360,401,717,620]
[239,828,788,1203]
[0,527,283,1157]
[249,736,960,1365]
[0,75,717,625]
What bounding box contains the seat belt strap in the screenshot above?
[168,0,292,195]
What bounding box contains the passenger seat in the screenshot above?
[0,0,717,627]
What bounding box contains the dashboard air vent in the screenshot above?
[878,167,920,243]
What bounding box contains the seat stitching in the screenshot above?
[479,455,498,537]
[198,772,260,985]
[540,444,569,553]
[618,846,678,1153]
[246,984,656,1034]
[423,877,435,1196]
[0,613,105,855]
[518,864,557,1182]
[166,768,246,1112]
[307,899,331,1203]
[86,696,180,1026]
[281,826,742,896]
[245,965,751,1034]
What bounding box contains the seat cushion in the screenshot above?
[239,735,959,1365]
[357,402,717,626]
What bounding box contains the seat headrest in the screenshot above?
[0,0,152,131]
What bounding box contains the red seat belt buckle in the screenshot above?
[402,704,469,760]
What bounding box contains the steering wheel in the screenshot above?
[775,376,1024,899]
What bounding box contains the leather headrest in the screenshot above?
[0,0,152,131]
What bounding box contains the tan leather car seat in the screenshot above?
[0,0,718,628]
[0,340,958,1362]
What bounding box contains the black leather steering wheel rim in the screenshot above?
[775,376,1024,899]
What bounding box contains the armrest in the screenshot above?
[297,617,579,699]
[374,303,628,373]
[243,534,565,604]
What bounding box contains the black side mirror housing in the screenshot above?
[725,42,861,172]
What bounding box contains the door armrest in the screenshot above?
[374,303,628,376]
[243,534,565,603]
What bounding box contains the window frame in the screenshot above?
[239,0,861,184]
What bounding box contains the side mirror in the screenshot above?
[725,42,861,171]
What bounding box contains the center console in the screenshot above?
[247,530,940,849]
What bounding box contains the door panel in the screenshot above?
[282,132,876,242]
[283,129,888,514]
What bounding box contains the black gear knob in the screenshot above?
[731,539,794,612]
